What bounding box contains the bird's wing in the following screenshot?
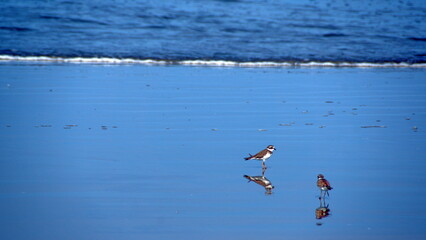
[323,179,331,188]
[317,179,332,188]
[252,149,268,158]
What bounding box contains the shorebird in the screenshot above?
[244,145,276,169]
[317,174,333,199]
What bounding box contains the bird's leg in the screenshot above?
[262,161,267,169]
[326,190,330,197]
[319,190,323,200]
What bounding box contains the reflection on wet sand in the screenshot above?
[316,197,331,223]
[244,168,274,195]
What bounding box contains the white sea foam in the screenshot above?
[1,55,426,68]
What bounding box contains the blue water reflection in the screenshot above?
[1,64,426,239]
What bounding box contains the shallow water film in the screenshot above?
[1,64,426,239]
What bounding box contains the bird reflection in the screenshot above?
[316,197,331,221]
[244,167,274,195]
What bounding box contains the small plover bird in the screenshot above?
[244,145,276,168]
[317,174,333,199]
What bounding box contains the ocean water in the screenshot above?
[1,0,426,66]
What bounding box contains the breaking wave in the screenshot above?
[1,55,426,68]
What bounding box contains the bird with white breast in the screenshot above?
[244,145,276,169]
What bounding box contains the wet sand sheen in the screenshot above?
[0,64,426,240]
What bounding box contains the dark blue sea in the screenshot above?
[1,0,426,66]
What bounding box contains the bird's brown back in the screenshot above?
[252,149,270,158]
[317,178,331,188]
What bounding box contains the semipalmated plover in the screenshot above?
[317,174,333,199]
[244,145,276,168]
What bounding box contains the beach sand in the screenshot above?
[1,63,426,240]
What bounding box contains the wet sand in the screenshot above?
[1,64,426,240]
